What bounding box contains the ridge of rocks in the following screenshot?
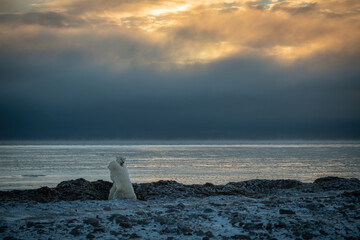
[0,176,359,203]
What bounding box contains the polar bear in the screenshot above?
[108,157,137,200]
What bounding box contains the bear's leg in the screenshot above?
[108,183,116,200]
[114,189,125,199]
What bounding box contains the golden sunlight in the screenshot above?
[177,42,240,64]
[149,4,190,16]
[3,0,359,67]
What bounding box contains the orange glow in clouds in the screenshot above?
[1,0,359,67]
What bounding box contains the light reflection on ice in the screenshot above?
[0,140,359,190]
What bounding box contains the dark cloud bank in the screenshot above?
[0,53,360,140]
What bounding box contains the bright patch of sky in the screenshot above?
[249,0,284,8]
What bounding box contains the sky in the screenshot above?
[0,0,359,140]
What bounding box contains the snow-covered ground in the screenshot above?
[1,189,359,239]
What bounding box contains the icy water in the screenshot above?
[0,140,360,190]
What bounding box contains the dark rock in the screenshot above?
[319,230,328,236]
[205,231,214,237]
[83,218,100,227]
[137,219,150,225]
[275,222,287,228]
[119,222,132,228]
[86,233,95,239]
[1,187,58,203]
[0,178,112,202]
[243,223,263,230]
[166,208,178,213]
[178,224,193,233]
[0,225,8,233]
[133,179,303,200]
[109,214,128,221]
[344,204,356,210]
[26,222,36,228]
[154,216,168,225]
[70,228,81,236]
[195,230,205,236]
[56,178,112,201]
[266,223,272,232]
[280,209,295,214]
[164,204,175,209]
[339,190,360,199]
[344,237,358,240]
[177,203,185,209]
[108,214,132,228]
[130,233,141,238]
[35,224,44,229]
[133,180,182,200]
[110,230,119,236]
[188,214,200,220]
[204,208,214,213]
[3,236,18,240]
[0,176,359,202]
[305,203,317,210]
[230,215,243,226]
[210,202,224,207]
[314,177,360,190]
[292,230,301,237]
[93,228,105,233]
[103,206,111,211]
[302,232,315,239]
[231,235,251,239]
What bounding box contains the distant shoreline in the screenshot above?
[1,139,360,146]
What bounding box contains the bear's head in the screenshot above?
[116,156,126,166]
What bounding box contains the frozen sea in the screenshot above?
[0,140,360,190]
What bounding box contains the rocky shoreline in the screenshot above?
[1,176,360,202]
[1,177,360,239]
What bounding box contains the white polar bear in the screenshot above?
[108,157,137,200]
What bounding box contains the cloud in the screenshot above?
[33,0,178,16]
[0,0,359,139]
[1,0,359,66]
[1,49,359,139]
[0,0,29,12]
[271,2,318,15]
[0,12,82,27]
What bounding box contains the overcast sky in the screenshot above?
[0,0,359,140]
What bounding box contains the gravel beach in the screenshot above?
[1,177,359,239]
